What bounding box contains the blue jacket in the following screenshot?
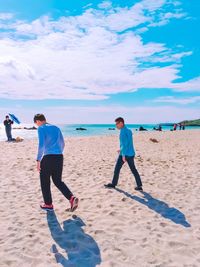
[120,126,135,157]
[37,123,65,161]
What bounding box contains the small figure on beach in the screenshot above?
[3,115,14,142]
[179,122,186,130]
[153,125,162,131]
[105,117,143,191]
[173,124,177,131]
[34,114,79,212]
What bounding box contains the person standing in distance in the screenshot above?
[4,115,13,142]
[34,114,79,211]
[105,117,143,191]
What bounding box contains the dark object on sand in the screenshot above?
[139,126,148,131]
[24,126,37,130]
[108,128,115,130]
[76,127,87,131]
[150,138,159,143]
[153,125,162,131]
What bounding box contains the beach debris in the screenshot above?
[139,126,148,131]
[149,138,159,143]
[76,127,87,131]
[15,137,24,142]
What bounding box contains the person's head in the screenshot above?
[5,115,9,120]
[34,114,46,127]
[115,117,125,130]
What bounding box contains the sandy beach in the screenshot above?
[0,130,200,267]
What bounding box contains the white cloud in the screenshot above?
[154,96,200,104]
[0,0,199,100]
[0,13,13,20]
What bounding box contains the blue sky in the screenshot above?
[0,0,199,124]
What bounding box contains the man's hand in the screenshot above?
[122,156,126,163]
[37,161,41,172]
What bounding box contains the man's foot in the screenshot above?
[104,183,116,189]
[70,196,79,212]
[40,203,54,211]
[135,186,143,191]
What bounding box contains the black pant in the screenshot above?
[5,127,12,141]
[112,155,142,187]
[40,154,73,205]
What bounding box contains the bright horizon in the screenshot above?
[0,0,199,124]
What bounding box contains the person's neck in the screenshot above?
[40,121,47,126]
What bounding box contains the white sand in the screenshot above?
[0,130,200,267]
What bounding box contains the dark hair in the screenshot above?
[115,117,124,124]
[34,114,46,123]
[6,115,9,118]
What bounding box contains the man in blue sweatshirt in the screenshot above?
[34,114,78,211]
[105,117,143,191]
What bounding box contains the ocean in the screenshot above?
[0,123,200,142]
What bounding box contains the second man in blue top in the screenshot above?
[105,117,143,191]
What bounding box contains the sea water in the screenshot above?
[0,123,199,141]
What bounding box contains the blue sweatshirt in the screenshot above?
[36,123,65,161]
[120,126,135,157]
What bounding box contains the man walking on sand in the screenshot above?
[34,114,79,212]
[105,117,143,191]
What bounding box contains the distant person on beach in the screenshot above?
[3,115,13,142]
[153,125,162,131]
[105,117,143,191]
[34,114,79,212]
[182,123,185,130]
[173,124,177,131]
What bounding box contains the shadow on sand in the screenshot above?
[115,188,191,228]
[47,211,101,267]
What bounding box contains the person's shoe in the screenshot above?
[70,196,79,212]
[40,203,54,211]
[135,186,143,191]
[104,183,116,189]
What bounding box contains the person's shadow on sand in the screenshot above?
[47,211,101,267]
[115,188,191,228]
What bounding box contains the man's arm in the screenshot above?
[120,131,129,161]
[59,130,65,152]
[37,127,45,162]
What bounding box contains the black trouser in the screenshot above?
[40,154,73,205]
[112,155,142,187]
[5,127,12,141]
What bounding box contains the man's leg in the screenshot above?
[5,128,10,141]
[51,155,73,200]
[9,129,13,141]
[7,128,12,141]
[40,156,53,205]
[126,156,142,188]
[111,155,124,186]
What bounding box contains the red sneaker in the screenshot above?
[70,196,79,212]
[40,203,54,211]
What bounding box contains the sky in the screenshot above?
[0,0,199,124]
